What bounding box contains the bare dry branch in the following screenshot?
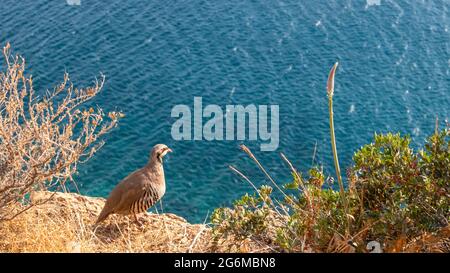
[0,43,122,221]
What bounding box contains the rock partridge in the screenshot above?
[96,144,172,225]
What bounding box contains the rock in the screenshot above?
[31,191,105,215]
[29,190,193,224]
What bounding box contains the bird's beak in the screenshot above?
[162,148,172,157]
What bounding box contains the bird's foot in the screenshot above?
[133,214,145,228]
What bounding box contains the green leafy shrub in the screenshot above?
[416,129,449,229]
[211,186,274,241]
[351,133,418,239]
[211,129,449,252]
[352,130,449,239]
[211,64,448,253]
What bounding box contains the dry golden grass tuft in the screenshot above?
[403,225,450,253]
[0,191,213,253]
[0,191,270,253]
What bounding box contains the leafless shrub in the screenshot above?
[0,43,122,221]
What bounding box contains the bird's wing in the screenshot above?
[112,169,148,213]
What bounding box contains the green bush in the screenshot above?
[353,130,449,239]
[211,185,274,242]
[211,129,449,252]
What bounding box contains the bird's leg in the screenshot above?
[133,213,143,227]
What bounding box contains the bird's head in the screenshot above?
[151,144,173,163]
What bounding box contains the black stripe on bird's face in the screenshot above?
[157,152,163,163]
[157,147,168,162]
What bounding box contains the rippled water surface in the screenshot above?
[1,0,449,222]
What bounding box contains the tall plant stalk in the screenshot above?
[327,62,349,233]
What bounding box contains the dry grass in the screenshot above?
[0,191,211,252]
[0,191,269,253]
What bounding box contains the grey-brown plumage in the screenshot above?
[96,144,172,225]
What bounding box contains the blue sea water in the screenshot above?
[0,0,449,222]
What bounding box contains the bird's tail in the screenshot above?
[95,207,111,225]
